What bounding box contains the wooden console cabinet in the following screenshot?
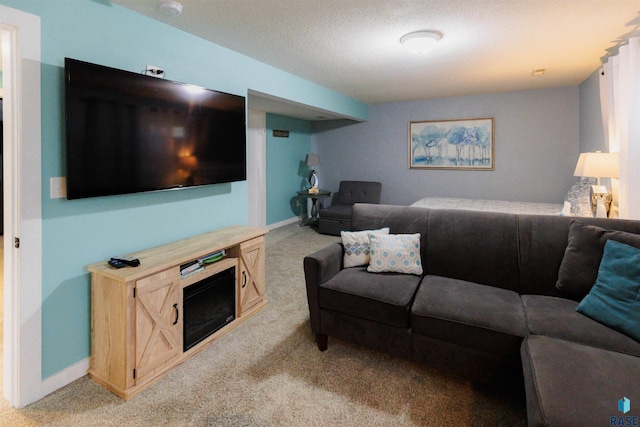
[87,225,268,400]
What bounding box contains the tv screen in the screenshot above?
[65,58,246,199]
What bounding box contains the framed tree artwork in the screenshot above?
[409,118,494,170]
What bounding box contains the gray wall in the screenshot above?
[579,69,606,152]
[312,86,579,206]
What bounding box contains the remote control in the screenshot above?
[110,256,141,267]
[108,259,126,269]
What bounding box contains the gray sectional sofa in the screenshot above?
[303,203,640,426]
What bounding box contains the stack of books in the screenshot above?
[180,249,226,278]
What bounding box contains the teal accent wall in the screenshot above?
[0,0,367,379]
[266,114,312,225]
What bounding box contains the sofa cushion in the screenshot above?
[341,227,389,268]
[556,221,640,300]
[521,335,640,427]
[425,209,520,291]
[517,214,573,297]
[319,268,421,328]
[522,295,640,356]
[411,276,526,357]
[367,233,422,275]
[576,240,640,342]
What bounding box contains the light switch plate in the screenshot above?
[50,176,67,199]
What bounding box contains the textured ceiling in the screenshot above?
[112,0,640,117]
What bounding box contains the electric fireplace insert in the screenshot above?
[183,267,236,351]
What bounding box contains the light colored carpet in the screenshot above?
[0,224,526,426]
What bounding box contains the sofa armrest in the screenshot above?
[303,243,344,332]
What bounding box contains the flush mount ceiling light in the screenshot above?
[159,0,183,16]
[400,30,442,55]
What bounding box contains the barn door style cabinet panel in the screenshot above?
[134,267,182,385]
[88,226,268,400]
[239,237,266,314]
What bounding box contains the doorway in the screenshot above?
[0,39,4,397]
[1,21,12,408]
[1,5,44,408]
[1,23,8,406]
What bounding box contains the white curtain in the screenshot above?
[600,37,640,220]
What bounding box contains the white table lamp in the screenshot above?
[573,151,619,218]
[305,153,321,190]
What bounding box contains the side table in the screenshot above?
[296,190,331,225]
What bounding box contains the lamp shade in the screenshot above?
[305,153,320,167]
[573,152,619,179]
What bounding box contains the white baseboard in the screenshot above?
[40,357,89,399]
[268,216,299,230]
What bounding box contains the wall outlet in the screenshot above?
[145,65,165,78]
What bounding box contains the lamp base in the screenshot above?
[590,185,611,218]
[595,198,607,218]
[309,171,319,189]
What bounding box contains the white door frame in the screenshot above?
[247,109,266,227]
[1,6,43,408]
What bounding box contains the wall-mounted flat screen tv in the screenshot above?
[65,58,246,199]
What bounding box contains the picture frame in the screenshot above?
[409,118,494,170]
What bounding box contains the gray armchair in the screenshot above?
[318,181,382,235]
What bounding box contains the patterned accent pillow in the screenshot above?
[367,233,423,275]
[341,228,390,268]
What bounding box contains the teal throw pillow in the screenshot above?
[576,240,640,342]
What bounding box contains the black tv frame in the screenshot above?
[64,58,246,200]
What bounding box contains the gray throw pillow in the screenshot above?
[556,221,640,300]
